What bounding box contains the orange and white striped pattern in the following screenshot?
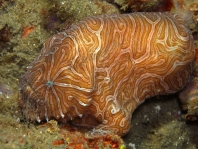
[19,12,195,136]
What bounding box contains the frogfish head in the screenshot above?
[18,32,93,123]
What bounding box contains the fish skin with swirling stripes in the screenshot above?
[19,12,195,137]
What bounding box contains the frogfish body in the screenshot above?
[19,12,195,137]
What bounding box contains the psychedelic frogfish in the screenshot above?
[19,12,195,137]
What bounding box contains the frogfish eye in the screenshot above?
[46,81,53,87]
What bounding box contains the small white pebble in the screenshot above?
[16,118,20,123]
[128,143,136,149]
[154,105,161,113]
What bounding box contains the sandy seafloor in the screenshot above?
[0,0,198,149]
